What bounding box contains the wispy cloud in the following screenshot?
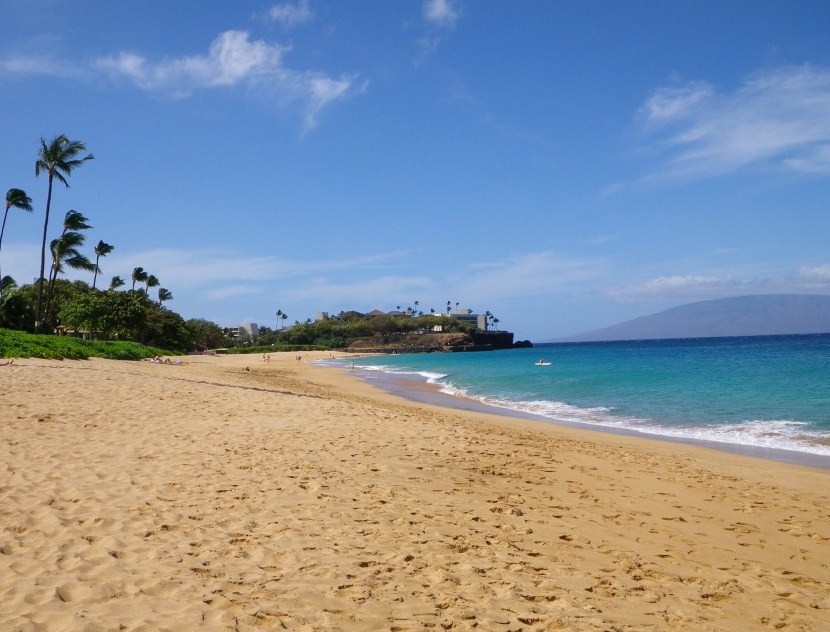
[107,247,406,290]
[798,264,830,289]
[423,0,460,28]
[99,246,602,311]
[416,0,462,64]
[93,30,361,129]
[449,251,606,301]
[267,0,314,28]
[284,275,434,304]
[604,264,830,303]
[96,31,286,94]
[0,54,85,79]
[638,65,830,182]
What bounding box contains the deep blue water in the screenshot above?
[330,334,830,458]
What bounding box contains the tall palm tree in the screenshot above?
[131,266,147,290]
[0,189,33,298]
[34,135,93,329]
[276,309,283,330]
[92,240,114,289]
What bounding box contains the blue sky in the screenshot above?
[2,0,829,341]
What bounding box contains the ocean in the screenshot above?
[326,334,830,465]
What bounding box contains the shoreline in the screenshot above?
[3,353,830,631]
[351,365,830,471]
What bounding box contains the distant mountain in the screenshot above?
[552,294,830,342]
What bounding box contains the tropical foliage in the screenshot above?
[34,134,94,329]
[1,189,33,295]
[0,327,170,361]
[3,133,496,356]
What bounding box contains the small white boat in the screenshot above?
[535,359,551,366]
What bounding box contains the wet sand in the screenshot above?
[2,352,830,631]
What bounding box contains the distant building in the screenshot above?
[452,309,488,331]
[229,322,259,341]
[353,307,491,331]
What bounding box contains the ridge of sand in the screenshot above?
[2,353,829,631]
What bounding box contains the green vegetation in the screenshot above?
[1,133,508,358]
[1,133,217,355]
[0,328,170,360]
[256,312,476,351]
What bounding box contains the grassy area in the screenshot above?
[0,328,173,361]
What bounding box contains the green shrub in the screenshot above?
[0,328,173,360]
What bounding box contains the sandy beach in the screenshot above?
[2,353,829,631]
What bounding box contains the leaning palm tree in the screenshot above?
[144,274,159,293]
[43,231,94,324]
[131,266,147,291]
[91,240,114,289]
[109,275,125,290]
[0,275,17,295]
[0,189,33,298]
[157,287,173,306]
[34,135,93,330]
[42,210,92,320]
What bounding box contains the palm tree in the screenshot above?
[44,231,94,324]
[92,240,114,289]
[131,266,147,290]
[144,274,159,293]
[157,287,173,306]
[0,275,17,295]
[0,189,33,298]
[43,210,93,324]
[276,309,283,330]
[34,134,94,330]
[281,312,288,329]
[109,275,125,290]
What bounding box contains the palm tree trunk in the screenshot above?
[0,208,9,297]
[35,174,54,331]
[43,257,60,327]
[92,255,100,289]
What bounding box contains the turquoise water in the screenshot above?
[331,334,830,458]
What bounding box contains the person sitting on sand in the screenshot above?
[0,358,14,366]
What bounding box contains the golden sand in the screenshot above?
[2,353,829,631]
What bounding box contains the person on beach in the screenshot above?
[1,358,14,366]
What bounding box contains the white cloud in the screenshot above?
[605,275,745,302]
[416,0,462,64]
[284,275,434,304]
[423,0,460,28]
[268,0,314,27]
[0,54,84,79]
[95,30,285,94]
[798,264,830,288]
[205,285,264,301]
[95,30,360,129]
[604,264,830,303]
[450,251,606,301]
[638,65,830,182]
[783,144,830,174]
[102,247,411,291]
